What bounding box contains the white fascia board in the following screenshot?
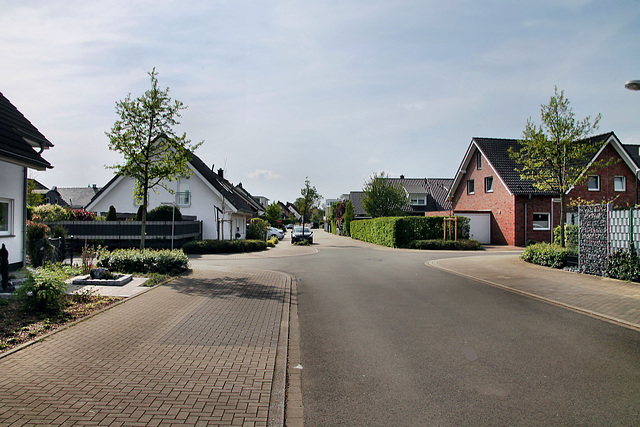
[85,175,125,210]
[478,146,513,197]
[187,163,240,214]
[447,139,476,200]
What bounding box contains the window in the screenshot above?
[176,179,191,206]
[614,176,626,192]
[411,195,426,205]
[0,198,13,236]
[532,213,550,230]
[467,180,475,195]
[485,176,493,193]
[477,152,482,170]
[588,175,600,191]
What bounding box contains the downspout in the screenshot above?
[22,166,28,268]
[524,194,532,246]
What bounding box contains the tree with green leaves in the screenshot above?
[26,179,44,207]
[362,172,409,218]
[508,86,602,247]
[297,177,322,226]
[106,68,202,249]
[343,200,355,236]
[265,202,282,227]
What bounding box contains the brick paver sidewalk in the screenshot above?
[0,267,290,426]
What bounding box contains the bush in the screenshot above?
[97,248,189,275]
[247,218,269,240]
[182,239,267,254]
[521,243,568,268]
[32,204,71,222]
[26,221,51,267]
[147,205,182,221]
[408,239,482,250]
[606,250,640,282]
[553,224,578,251]
[15,264,69,313]
[350,216,471,248]
[106,206,118,221]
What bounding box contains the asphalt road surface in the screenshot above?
[194,230,640,426]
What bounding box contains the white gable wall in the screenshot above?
[0,161,27,266]
[88,175,248,240]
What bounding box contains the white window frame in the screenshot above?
[614,176,626,192]
[411,194,427,206]
[484,176,493,193]
[588,175,600,191]
[467,180,475,195]
[532,212,550,231]
[0,198,14,236]
[176,178,191,206]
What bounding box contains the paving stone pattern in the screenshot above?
[0,268,287,426]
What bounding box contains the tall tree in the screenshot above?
[508,86,602,247]
[297,177,322,227]
[362,172,409,218]
[265,202,282,227]
[106,68,202,249]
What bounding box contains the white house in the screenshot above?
[86,152,261,240]
[0,91,54,269]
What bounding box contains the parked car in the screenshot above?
[267,227,285,240]
[291,226,313,244]
[286,224,294,230]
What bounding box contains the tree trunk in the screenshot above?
[559,193,566,248]
[140,182,148,250]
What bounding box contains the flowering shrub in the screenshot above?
[32,204,71,222]
[70,209,97,221]
[97,248,189,275]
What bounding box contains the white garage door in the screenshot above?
[456,213,491,244]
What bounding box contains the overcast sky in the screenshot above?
[2,0,639,205]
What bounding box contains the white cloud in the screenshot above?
[247,170,282,180]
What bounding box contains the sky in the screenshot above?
[1,0,640,206]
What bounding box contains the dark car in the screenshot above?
[291,226,313,244]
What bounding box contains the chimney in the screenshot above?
[211,164,215,172]
[400,174,405,179]
[218,168,224,179]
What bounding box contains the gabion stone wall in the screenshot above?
[578,204,609,276]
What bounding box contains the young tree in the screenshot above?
[508,86,602,247]
[362,171,409,218]
[343,200,355,236]
[297,178,322,227]
[265,202,282,227]
[106,68,202,249]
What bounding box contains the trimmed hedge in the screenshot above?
[521,243,568,268]
[606,250,640,282]
[350,216,471,248]
[553,224,578,251]
[97,248,189,274]
[182,239,267,255]
[408,239,482,251]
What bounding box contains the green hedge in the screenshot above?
[606,250,640,282]
[182,239,267,255]
[97,248,189,274]
[521,243,568,268]
[350,216,471,248]
[553,224,578,251]
[408,239,482,251]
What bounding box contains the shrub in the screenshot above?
[70,209,97,221]
[106,205,118,221]
[182,239,267,254]
[32,204,71,222]
[26,221,51,267]
[97,248,189,275]
[606,250,640,282]
[521,243,568,268]
[553,224,578,251]
[15,264,69,313]
[147,205,182,221]
[247,218,269,241]
[408,239,482,250]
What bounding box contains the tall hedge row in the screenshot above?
[350,216,471,248]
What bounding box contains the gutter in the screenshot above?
[524,194,532,245]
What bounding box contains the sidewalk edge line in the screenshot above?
[268,272,292,426]
[428,259,640,332]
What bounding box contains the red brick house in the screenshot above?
[446,132,640,246]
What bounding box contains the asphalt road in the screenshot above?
[195,231,640,426]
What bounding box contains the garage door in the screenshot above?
[456,213,491,244]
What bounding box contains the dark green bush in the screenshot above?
[521,242,568,268]
[182,239,267,255]
[408,239,482,251]
[147,205,183,221]
[97,248,189,274]
[350,216,471,248]
[247,218,269,240]
[26,221,52,267]
[106,205,118,221]
[606,250,640,282]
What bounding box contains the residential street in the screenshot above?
[201,230,640,426]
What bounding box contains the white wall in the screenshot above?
[0,161,26,266]
[88,174,248,240]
